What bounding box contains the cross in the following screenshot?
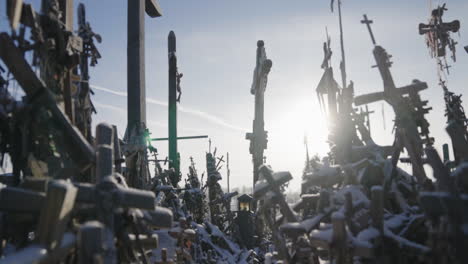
[216,155,225,170]
[444,63,452,74]
[256,166,296,222]
[126,0,162,141]
[247,40,272,196]
[361,14,376,45]
[125,0,162,188]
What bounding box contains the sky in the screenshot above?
[1,0,467,191]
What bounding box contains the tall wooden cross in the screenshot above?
[125,0,162,188]
[127,0,162,136]
[246,40,272,193]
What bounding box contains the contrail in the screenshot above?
[91,85,248,132]
[93,101,126,114]
[93,100,203,133]
[94,101,165,128]
[91,85,128,97]
[178,105,247,132]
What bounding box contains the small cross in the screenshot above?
[208,138,212,153]
[444,63,452,75]
[361,14,376,45]
[216,155,225,170]
[217,156,225,164]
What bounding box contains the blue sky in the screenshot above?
[1,0,467,191]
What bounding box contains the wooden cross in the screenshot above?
[126,0,162,137]
[126,0,162,188]
[256,166,297,222]
[247,40,272,193]
[361,14,376,45]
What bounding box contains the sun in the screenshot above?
[269,98,329,155]
[266,98,330,190]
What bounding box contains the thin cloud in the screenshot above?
[178,105,247,132]
[91,84,248,132]
[91,85,128,97]
[94,100,168,127]
[93,101,126,114]
[94,101,209,135]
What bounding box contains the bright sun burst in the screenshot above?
[267,98,330,189]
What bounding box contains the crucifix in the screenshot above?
[246,40,272,194]
[167,31,208,176]
[125,0,162,188]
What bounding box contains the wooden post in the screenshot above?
[112,125,123,173]
[317,190,330,212]
[95,123,114,183]
[96,123,114,146]
[36,180,77,250]
[371,186,384,233]
[332,212,347,264]
[442,143,450,163]
[96,145,113,182]
[77,221,106,264]
[227,152,230,193]
[59,0,75,123]
[345,191,359,235]
[127,0,147,133]
[125,0,162,188]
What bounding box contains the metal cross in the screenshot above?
[361,14,376,45]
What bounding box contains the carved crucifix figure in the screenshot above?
[246,40,272,193]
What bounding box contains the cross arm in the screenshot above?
[145,0,163,17]
[151,135,208,141]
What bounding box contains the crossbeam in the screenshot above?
[151,135,208,141]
